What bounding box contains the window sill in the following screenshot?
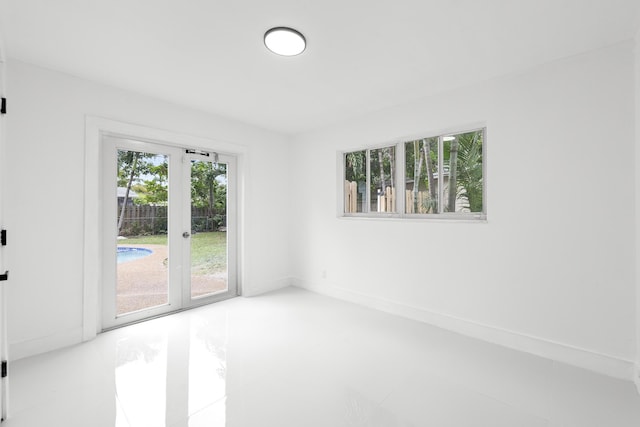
[339,213,487,223]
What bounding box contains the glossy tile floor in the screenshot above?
[5,287,640,426]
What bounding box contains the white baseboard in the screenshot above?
[9,327,84,361]
[293,278,635,381]
[243,276,292,297]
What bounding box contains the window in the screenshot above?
[369,146,396,213]
[344,146,396,214]
[405,136,439,214]
[344,150,366,213]
[343,128,485,218]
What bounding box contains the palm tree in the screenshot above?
[454,131,483,212]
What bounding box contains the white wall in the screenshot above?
[4,60,292,359]
[291,42,637,379]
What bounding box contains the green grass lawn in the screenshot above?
[121,232,226,274]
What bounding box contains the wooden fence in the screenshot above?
[344,180,435,214]
[344,181,359,212]
[378,187,395,213]
[344,181,396,213]
[405,190,435,214]
[118,205,225,236]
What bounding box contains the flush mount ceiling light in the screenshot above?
[264,27,306,56]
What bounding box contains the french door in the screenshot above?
[101,136,237,330]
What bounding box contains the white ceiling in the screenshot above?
[0,0,638,135]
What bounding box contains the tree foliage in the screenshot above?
[135,161,169,205]
[117,152,229,210]
[190,160,227,212]
[369,147,394,193]
[454,131,483,212]
[345,151,365,183]
[117,150,162,233]
[117,151,156,187]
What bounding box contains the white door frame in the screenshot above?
[84,117,246,339]
[0,41,8,422]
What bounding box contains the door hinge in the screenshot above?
[0,98,5,114]
[1,229,6,246]
[1,361,6,378]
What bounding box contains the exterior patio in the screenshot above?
[116,244,227,315]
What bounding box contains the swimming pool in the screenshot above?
[117,247,153,264]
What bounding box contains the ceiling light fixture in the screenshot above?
[264,27,306,56]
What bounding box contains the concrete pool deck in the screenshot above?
[116,244,227,314]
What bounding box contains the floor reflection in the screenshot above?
[115,334,168,426]
[5,288,640,427]
[113,314,230,426]
[188,316,227,420]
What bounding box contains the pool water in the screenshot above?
[117,247,153,264]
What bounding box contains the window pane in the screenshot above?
[190,159,228,298]
[443,130,483,213]
[370,146,396,212]
[404,138,438,214]
[344,151,366,213]
[116,150,169,315]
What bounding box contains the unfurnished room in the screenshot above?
[0,1,639,426]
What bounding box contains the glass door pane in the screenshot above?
[116,150,170,315]
[189,159,228,299]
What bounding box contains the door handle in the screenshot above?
[183,232,191,238]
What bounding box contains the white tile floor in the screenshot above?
[5,287,640,426]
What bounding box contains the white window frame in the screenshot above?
[340,127,487,221]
